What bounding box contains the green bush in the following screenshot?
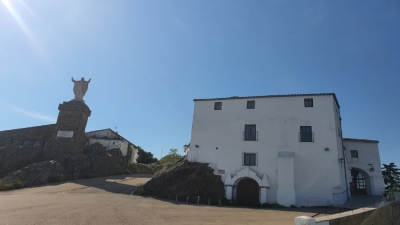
[129,163,154,174]
[384,181,400,201]
[0,179,25,191]
[135,185,146,195]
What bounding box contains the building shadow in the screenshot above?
[66,174,153,195]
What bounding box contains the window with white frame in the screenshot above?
[350,150,358,158]
[299,126,313,142]
[243,153,257,166]
[304,98,313,107]
[244,124,257,141]
[214,102,222,110]
[246,100,255,109]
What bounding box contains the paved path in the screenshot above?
[338,195,383,209]
[0,175,325,225]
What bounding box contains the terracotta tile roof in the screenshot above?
[193,93,340,108]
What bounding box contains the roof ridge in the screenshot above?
[193,93,340,107]
[343,138,379,143]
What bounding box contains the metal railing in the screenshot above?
[332,188,350,196]
[243,131,258,141]
[298,132,314,142]
[174,195,227,206]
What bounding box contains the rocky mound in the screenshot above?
[1,143,128,189]
[142,159,224,200]
[61,143,128,180]
[0,145,44,176]
[4,160,64,186]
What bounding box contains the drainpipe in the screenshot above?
[339,113,350,200]
[342,145,349,200]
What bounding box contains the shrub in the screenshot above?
[129,163,154,174]
[260,202,287,208]
[135,185,146,195]
[0,179,25,191]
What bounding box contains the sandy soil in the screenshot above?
[0,175,328,225]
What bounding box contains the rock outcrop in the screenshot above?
[142,159,224,199]
[3,143,128,188]
[5,160,64,186]
[61,143,128,180]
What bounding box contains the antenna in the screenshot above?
[161,148,163,159]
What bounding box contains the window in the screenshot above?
[350,150,358,158]
[299,126,313,142]
[243,153,257,166]
[244,125,257,141]
[214,102,222,110]
[247,100,255,109]
[356,173,366,189]
[304,98,313,107]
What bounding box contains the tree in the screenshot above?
[382,163,400,195]
[159,148,182,164]
[136,146,158,164]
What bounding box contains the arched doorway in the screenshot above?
[350,168,371,195]
[236,178,259,206]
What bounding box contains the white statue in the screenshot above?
[71,77,91,102]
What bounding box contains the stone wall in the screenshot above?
[55,101,91,137]
[327,210,374,225]
[0,124,56,148]
[0,145,44,176]
[361,201,400,225]
[44,101,91,158]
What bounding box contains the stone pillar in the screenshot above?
[277,151,296,207]
[225,185,233,200]
[45,101,91,159]
[260,187,267,204]
[294,216,316,225]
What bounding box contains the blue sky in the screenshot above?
[0,0,399,166]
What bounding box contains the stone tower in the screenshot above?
[44,78,92,159]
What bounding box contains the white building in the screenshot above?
[85,129,139,164]
[186,93,384,207]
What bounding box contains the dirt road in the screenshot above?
[0,175,321,225]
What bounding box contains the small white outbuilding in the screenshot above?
[85,128,139,164]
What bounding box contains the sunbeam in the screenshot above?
[1,0,42,54]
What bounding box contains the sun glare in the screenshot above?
[1,0,42,53]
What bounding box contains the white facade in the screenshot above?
[343,139,385,196]
[186,93,384,207]
[86,129,139,164]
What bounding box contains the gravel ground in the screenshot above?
[0,175,329,225]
